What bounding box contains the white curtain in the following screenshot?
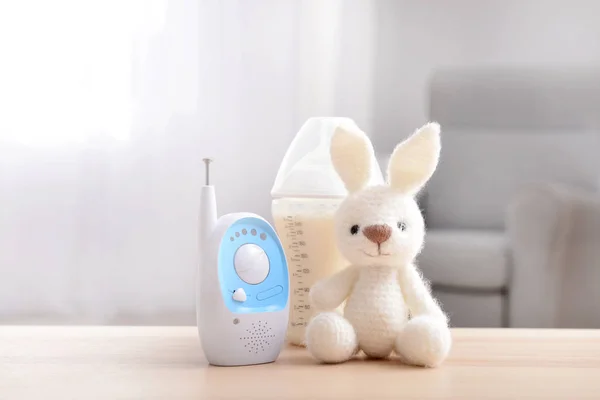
[0,0,376,324]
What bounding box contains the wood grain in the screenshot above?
[1,327,599,399]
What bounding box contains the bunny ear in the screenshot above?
[330,125,375,193]
[387,122,441,195]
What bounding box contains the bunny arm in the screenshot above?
[398,263,448,325]
[309,266,360,311]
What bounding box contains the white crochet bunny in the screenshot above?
[305,122,451,367]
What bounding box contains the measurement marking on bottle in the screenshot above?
[283,215,314,336]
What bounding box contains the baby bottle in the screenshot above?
[270,117,383,346]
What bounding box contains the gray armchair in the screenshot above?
[415,68,600,327]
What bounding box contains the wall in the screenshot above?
[371,0,600,152]
[4,0,600,325]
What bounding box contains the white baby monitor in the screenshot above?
[197,158,290,366]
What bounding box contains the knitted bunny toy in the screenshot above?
[305,122,451,367]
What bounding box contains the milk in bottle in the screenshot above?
[271,118,383,346]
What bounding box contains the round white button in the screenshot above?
[234,243,270,284]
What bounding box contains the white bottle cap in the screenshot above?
[271,117,384,199]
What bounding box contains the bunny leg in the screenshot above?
[306,312,358,363]
[394,316,452,367]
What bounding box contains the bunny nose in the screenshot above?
[363,224,392,244]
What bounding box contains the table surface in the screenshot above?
[1,327,599,399]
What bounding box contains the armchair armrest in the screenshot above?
[506,183,600,328]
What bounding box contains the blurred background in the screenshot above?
[0,0,598,327]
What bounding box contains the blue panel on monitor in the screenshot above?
[218,217,289,314]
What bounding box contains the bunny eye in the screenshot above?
[397,222,407,231]
[350,225,360,235]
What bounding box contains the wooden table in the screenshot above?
[1,327,599,399]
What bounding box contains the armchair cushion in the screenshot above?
[426,68,600,231]
[418,230,508,290]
